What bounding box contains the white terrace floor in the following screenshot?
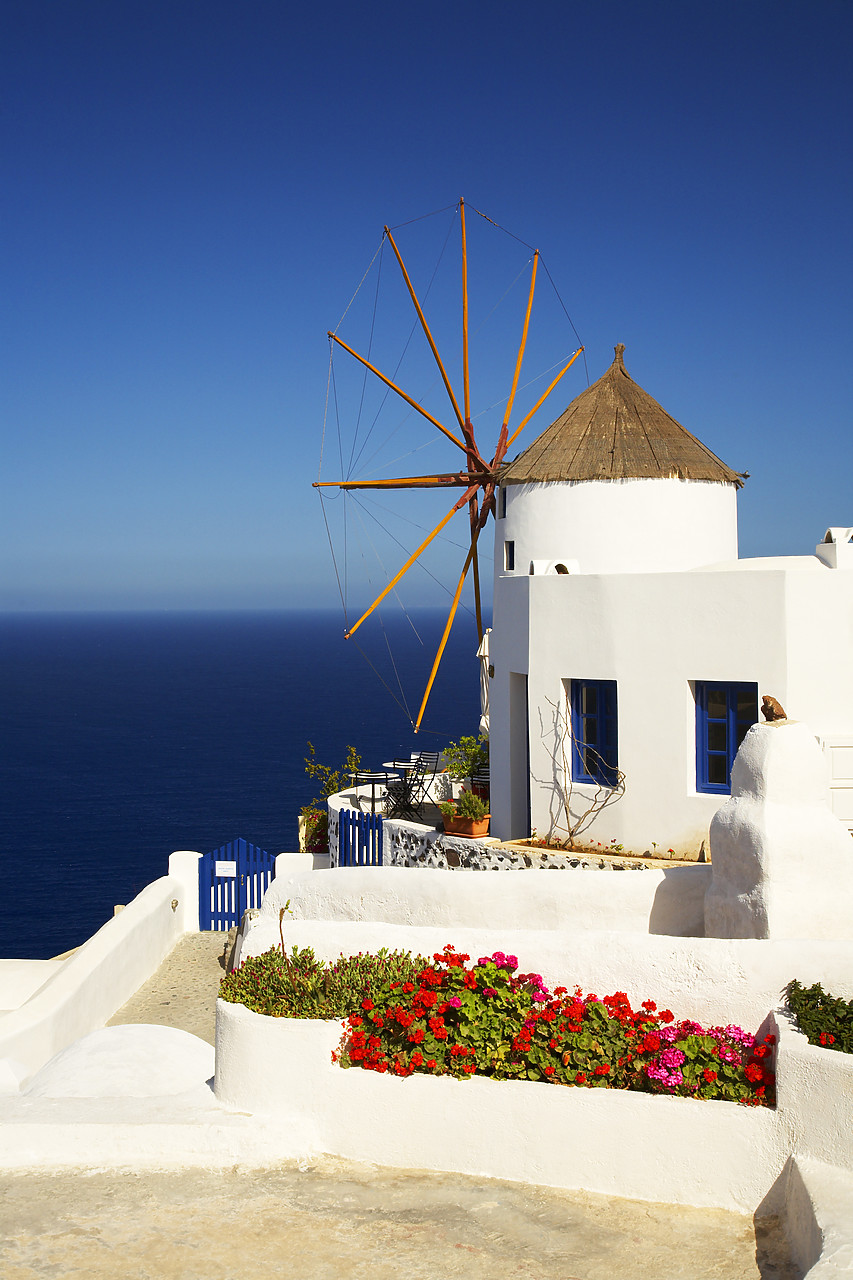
[0,931,796,1280]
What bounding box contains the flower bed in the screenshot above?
[221,942,775,1107]
[213,999,781,1211]
[338,945,775,1106]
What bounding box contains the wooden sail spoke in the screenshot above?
[328,332,467,454]
[313,470,492,492]
[324,203,585,733]
[503,347,584,452]
[385,227,465,432]
[492,251,538,473]
[468,491,483,645]
[344,483,481,639]
[461,197,471,430]
[415,534,479,732]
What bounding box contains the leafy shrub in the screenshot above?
[220,946,427,1019]
[440,789,489,821]
[786,980,853,1054]
[441,735,488,781]
[303,741,361,811]
[338,945,776,1106]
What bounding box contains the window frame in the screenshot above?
[695,681,759,795]
[570,679,619,786]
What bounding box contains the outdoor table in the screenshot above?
[347,769,396,815]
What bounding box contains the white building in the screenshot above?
[488,344,853,855]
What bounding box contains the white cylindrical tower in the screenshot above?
[494,345,744,582]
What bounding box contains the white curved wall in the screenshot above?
[0,852,201,1092]
[495,478,738,579]
[214,1000,778,1211]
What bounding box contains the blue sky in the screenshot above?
[2,0,851,613]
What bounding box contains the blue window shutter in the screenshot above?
[571,679,619,786]
[695,682,758,794]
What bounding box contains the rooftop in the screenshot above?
[500,344,744,487]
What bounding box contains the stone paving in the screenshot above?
[106,929,233,1044]
[0,1160,796,1280]
[80,935,796,1279]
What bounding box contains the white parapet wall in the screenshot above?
[0,852,201,1092]
[774,1015,853,1173]
[278,835,712,937]
[783,1156,853,1279]
[215,999,853,1256]
[214,1001,780,1212]
[249,863,853,1030]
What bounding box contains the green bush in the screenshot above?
[441,735,488,781]
[786,980,853,1054]
[220,946,428,1019]
[455,789,489,819]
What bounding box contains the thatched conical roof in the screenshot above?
[500,345,744,487]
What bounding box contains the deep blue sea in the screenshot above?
[0,610,482,958]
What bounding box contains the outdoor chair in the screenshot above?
[383,752,440,821]
[471,761,490,802]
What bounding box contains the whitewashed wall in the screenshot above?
[250,865,853,1029]
[489,558,853,852]
[495,477,738,579]
[0,852,200,1092]
[214,1003,853,1218]
[215,1002,779,1212]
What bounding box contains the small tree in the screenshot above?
[303,741,362,811]
[441,734,488,781]
[301,742,362,853]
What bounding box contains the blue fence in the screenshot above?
[198,837,276,930]
[338,809,383,867]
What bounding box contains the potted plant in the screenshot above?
[300,742,361,853]
[439,788,490,838]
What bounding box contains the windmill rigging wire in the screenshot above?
[540,260,589,384]
[346,502,419,723]
[331,358,349,606]
[347,240,385,478]
[358,491,473,555]
[386,202,458,231]
[330,236,385,336]
[317,491,348,622]
[351,493,477,621]
[465,202,588,385]
[378,610,414,722]
[318,347,349,619]
[470,355,577,422]
[348,631,415,726]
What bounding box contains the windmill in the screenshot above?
[315,199,584,731]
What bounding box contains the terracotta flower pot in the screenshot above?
[443,814,490,838]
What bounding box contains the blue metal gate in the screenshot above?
[198,837,276,930]
[338,809,383,866]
